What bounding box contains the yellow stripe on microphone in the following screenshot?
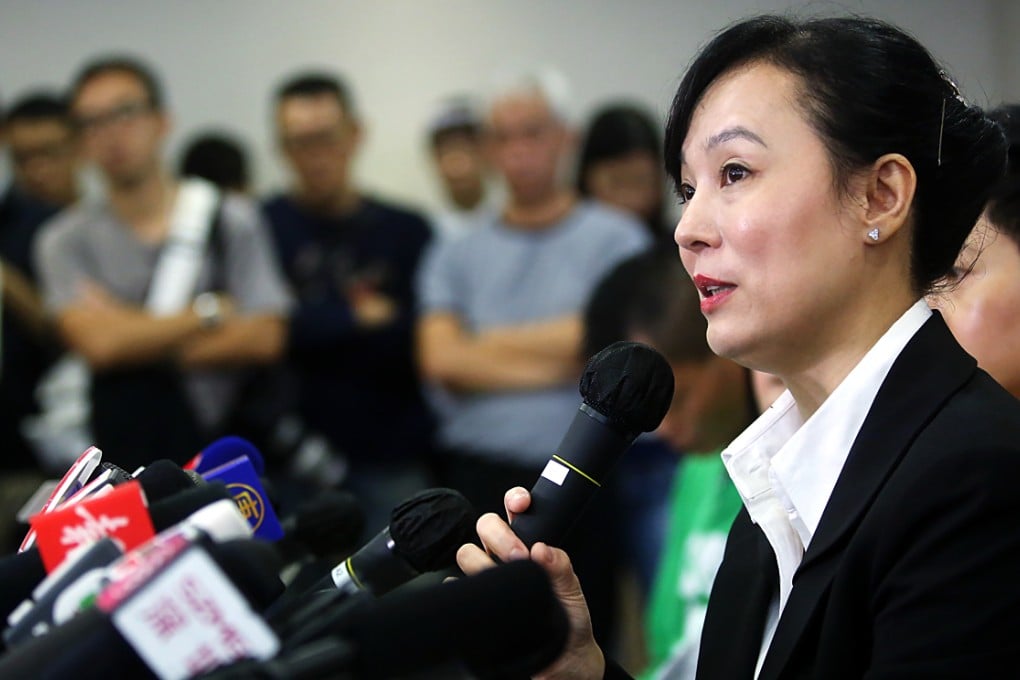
[550,455,601,488]
[346,557,365,589]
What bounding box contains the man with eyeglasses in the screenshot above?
[262,72,435,532]
[0,95,63,542]
[33,56,292,467]
[5,93,80,209]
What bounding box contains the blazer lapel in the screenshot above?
[757,313,977,679]
[696,508,779,679]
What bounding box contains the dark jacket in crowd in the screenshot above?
[263,194,435,465]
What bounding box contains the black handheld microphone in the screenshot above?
[510,341,673,547]
[264,488,476,650]
[277,490,365,565]
[204,559,569,680]
[311,487,476,598]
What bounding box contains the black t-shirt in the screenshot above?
[262,194,435,464]
[0,188,59,470]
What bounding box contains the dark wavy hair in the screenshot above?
[577,103,666,237]
[664,15,1006,295]
[275,72,355,118]
[985,105,1020,247]
[578,104,661,193]
[70,55,164,110]
[4,92,69,126]
[179,132,250,192]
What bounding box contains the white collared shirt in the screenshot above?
[719,299,932,678]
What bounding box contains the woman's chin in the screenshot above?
[708,332,770,374]
[706,328,744,362]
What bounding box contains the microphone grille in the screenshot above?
[135,459,196,502]
[579,341,674,434]
[183,469,205,486]
[293,490,366,559]
[389,488,477,573]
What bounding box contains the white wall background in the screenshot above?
[0,0,1014,213]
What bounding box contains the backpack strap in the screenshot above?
[145,178,221,314]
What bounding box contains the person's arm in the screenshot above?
[233,198,355,363]
[286,294,358,351]
[176,313,286,368]
[457,488,608,680]
[417,312,581,392]
[55,282,205,372]
[477,315,583,363]
[414,231,581,391]
[1,258,55,341]
[286,230,423,354]
[34,219,208,370]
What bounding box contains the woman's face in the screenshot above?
[674,62,867,375]
[933,215,1020,397]
[586,150,662,223]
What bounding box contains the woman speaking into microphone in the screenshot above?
[458,13,1020,680]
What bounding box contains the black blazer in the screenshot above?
[690,313,1020,679]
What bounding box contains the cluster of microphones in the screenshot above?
[0,342,674,679]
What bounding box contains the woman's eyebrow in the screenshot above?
[679,126,768,170]
[704,126,767,152]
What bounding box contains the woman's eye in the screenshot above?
[676,183,696,204]
[722,163,749,185]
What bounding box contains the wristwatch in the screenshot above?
[192,292,224,329]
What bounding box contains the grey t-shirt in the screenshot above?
[418,200,650,465]
[34,193,293,427]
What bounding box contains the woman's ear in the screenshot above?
[853,153,917,244]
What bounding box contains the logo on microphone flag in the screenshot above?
[31,480,155,572]
[109,546,279,679]
[228,484,266,530]
[200,458,283,541]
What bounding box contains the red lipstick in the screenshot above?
[693,274,736,313]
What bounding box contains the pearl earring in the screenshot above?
[868,228,880,242]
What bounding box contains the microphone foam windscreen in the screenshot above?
[340,559,568,678]
[0,607,151,679]
[388,488,477,574]
[135,459,196,503]
[0,549,46,623]
[579,341,675,434]
[207,539,285,612]
[149,484,234,531]
[183,469,206,486]
[290,490,365,560]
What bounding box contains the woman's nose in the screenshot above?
[675,193,719,253]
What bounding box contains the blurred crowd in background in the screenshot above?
[1,49,1019,678]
